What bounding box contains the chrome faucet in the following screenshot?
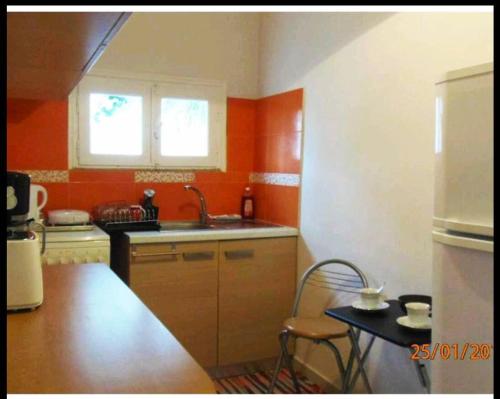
[184,185,208,225]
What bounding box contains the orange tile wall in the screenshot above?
[7,90,302,227]
[253,89,303,227]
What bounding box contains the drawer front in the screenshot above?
[130,242,180,262]
[218,237,297,365]
[130,241,218,367]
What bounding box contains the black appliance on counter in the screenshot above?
[7,171,31,227]
[96,221,160,286]
[93,190,160,285]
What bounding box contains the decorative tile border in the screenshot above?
[16,169,299,187]
[135,171,195,183]
[21,170,69,183]
[249,172,300,187]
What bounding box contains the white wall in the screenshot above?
[95,13,260,98]
[259,12,493,393]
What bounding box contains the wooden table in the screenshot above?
[7,263,216,394]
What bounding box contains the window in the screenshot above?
[90,93,143,156]
[160,98,208,157]
[70,71,227,169]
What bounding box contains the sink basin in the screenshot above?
[211,220,279,229]
[159,219,281,231]
[160,221,215,231]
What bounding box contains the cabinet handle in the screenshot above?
[182,251,215,261]
[224,249,254,260]
[132,251,180,257]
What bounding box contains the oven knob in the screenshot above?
[46,257,56,265]
[72,257,81,264]
[59,257,69,265]
[97,256,105,263]
[84,256,92,263]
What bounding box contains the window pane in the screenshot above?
[89,93,143,155]
[160,98,209,156]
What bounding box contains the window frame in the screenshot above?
[69,69,227,170]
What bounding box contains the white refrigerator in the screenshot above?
[431,63,493,393]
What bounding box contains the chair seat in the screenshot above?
[283,316,349,339]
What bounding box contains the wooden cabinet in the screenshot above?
[129,241,218,367]
[128,236,297,368]
[7,12,130,99]
[218,237,297,365]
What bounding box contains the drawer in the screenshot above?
[130,242,217,263]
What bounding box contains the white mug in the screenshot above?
[405,302,430,325]
[28,184,48,222]
[360,287,382,308]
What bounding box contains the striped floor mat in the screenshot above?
[213,369,323,394]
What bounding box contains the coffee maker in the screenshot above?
[7,171,45,310]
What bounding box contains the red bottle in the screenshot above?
[241,186,255,219]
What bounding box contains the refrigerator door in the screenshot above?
[431,240,493,393]
[434,63,493,237]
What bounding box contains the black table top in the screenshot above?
[325,300,431,347]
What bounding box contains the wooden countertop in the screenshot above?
[7,263,216,394]
[127,225,298,244]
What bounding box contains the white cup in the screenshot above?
[360,288,382,309]
[405,302,430,325]
[28,184,48,222]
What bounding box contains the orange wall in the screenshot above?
[253,89,302,227]
[7,91,302,226]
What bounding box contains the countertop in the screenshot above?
[7,263,216,394]
[126,224,299,244]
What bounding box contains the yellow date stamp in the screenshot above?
[410,343,493,361]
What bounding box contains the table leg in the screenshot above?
[342,327,362,392]
[409,349,430,393]
[348,334,376,390]
[342,338,356,393]
[347,326,373,393]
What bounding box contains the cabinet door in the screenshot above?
[218,237,296,365]
[130,242,218,367]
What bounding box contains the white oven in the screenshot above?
[42,225,110,266]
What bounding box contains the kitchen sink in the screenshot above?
[160,221,215,231]
[159,219,280,231]
[212,220,279,229]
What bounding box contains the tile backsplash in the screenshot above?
[253,89,302,226]
[7,90,303,226]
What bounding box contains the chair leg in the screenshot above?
[321,340,346,392]
[279,330,301,393]
[267,344,285,394]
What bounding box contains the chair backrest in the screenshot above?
[291,259,368,317]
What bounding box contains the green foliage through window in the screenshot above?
[93,95,128,123]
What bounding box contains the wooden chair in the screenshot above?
[267,259,370,393]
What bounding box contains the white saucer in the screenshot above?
[352,300,390,312]
[396,315,432,331]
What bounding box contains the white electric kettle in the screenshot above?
[28,184,48,223]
